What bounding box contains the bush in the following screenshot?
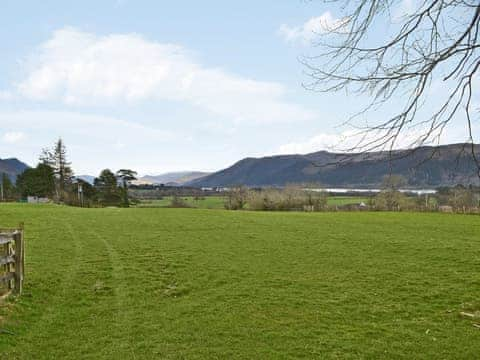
[224,186,248,210]
[248,186,327,211]
[169,195,190,208]
[436,186,480,212]
[373,190,418,211]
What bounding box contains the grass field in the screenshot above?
[136,196,226,209]
[327,196,369,206]
[1,204,479,359]
[136,195,367,209]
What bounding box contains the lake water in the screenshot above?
[309,188,437,195]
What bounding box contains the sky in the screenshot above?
[0,0,476,176]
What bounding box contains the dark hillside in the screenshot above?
[188,144,480,188]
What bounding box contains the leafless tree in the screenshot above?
[303,0,480,173]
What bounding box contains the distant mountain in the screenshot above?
[136,171,210,186]
[187,143,480,188]
[76,175,96,184]
[0,158,29,182]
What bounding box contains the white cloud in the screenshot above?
[114,0,127,7]
[16,28,314,123]
[276,123,477,155]
[0,90,13,101]
[0,110,171,142]
[0,110,173,174]
[2,131,26,144]
[113,140,126,150]
[278,133,342,154]
[278,12,348,45]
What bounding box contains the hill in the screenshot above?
[0,158,29,181]
[187,143,480,188]
[76,175,95,184]
[136,171,210,186]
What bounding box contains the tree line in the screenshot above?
[0,139,137,207]
[225,176,480,213]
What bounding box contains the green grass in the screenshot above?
[136,196,226,209]
[1,204,480,359]
[327,196,369,206]
[136,195,367,209]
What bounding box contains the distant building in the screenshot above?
[27,196,50,204]
[438,205,453,213]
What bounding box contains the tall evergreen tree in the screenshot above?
[16,164,55,198]
[94,169,122,206]
[0,173,16,201]
[116,169,137,207]
[40,138,73,201]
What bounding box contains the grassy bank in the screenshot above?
[0,204,479,358]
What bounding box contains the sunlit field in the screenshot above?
[1,204,479,358]
[135,195,368,209]
[135,196,226,209]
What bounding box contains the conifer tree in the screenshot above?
[40,138,73,201]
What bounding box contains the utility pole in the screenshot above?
[0,175,4,202]
[78,182,84,207]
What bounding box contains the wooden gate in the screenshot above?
[0,223,24,297]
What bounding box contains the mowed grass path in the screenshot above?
[0,205,479,359]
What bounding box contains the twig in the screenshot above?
[460,311,476,318]
[0,328,15,335]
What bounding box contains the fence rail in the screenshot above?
[0,223,24,297]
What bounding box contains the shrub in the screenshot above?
[374,190,418,211]
[170,195,190,208]
[248,186,327,211]
[224,186,248,210]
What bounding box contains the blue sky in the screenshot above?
[0,0,475,175]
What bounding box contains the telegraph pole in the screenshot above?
[78,182,84,207]
[0,173,4,202]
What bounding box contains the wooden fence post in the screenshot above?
[13,223,24,295]
[3,239,12,290]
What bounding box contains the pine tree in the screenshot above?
[0,173,14,201]
[116,169,137,207]
[1,173,15,201]
[94,169,122,206]
[16,164,55,198]
[40,138,73,201]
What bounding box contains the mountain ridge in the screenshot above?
[135,171,211,186]
[187,143,480,188]
[0,158,30,181]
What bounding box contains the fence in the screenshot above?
[0,223,24,297]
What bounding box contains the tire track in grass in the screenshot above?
[79,218,137,359]
[84,210,188,358]
[24,212,131,358]
[4,215,83,357]
[4,211,131,358]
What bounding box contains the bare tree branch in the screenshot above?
[303,0,480,170]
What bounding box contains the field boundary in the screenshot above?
[0,223,24,298]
